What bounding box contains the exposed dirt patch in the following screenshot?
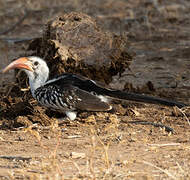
[0,0,190,179]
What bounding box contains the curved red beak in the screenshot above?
[2,57,33,73]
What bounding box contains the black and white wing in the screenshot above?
[34,73,112,112]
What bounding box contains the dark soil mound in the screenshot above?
[28,12,133,83]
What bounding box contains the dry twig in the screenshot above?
[126,120,174,133]
[0,37,37,44]
[0,9,29,35]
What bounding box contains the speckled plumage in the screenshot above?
[34,73,112,113]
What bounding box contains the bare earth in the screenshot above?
[0,0,190,179]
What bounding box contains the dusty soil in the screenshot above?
[0,0,190,179]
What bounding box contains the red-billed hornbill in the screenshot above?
[2,56,187,120]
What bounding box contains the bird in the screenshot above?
[2,56,187,120]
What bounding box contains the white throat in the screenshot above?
[24,69,49,97]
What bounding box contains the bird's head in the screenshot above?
[2,56,49,92]
[3,56,49,74]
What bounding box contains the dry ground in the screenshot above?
[0,0,190,179]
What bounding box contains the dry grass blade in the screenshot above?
[148,143,181,147]
[143,161,177,180]
[177,106,190,126]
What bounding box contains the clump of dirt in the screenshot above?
[0,92,55,128]
[28,12,133,84]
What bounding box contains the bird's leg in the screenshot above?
[57,111,77,125]
[57,111,77,122]
[65,111,77,120]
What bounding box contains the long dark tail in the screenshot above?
[104,89,187,108]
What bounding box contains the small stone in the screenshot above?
[70,152,86,159]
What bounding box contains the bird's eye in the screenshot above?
[34,61,39,66]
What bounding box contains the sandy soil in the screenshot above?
[0,0,190,179]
